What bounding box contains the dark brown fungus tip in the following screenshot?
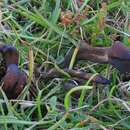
[2,64,27,99]
[0,44,19,66]
[109,41,130,59]
[93,75,110,84]
[108,41,130,73]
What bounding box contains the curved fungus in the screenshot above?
[0,44,27,99]
[64,41,130,73]
[40,68,110,85]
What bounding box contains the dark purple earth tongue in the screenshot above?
[108,41,130,73]
[0,44,27,99]
[2,64,27,99]
[0,44,19,66]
